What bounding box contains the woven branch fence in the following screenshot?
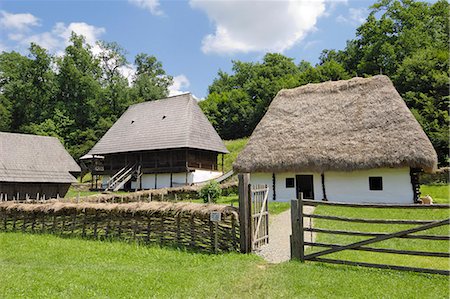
[0,201,240,253]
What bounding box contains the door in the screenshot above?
[296,175,314,199]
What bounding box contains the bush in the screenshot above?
[198,181,222,203]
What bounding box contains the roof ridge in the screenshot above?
[127,93,192,108]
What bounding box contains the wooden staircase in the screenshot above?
[105,163,141,191]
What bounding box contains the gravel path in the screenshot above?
[256,206,315,263]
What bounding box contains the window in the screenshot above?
[369,177,383,191]
[286,178,295,188]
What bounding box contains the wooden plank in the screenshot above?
[301,199,450,209]
[238,173,251,253]
[290,195,304,261]
[304,227,450,240]
[303,213,435,225]
[305,218,450,260]
[305,242,450,258]
[252,188,268,245]
[309,257,450,276]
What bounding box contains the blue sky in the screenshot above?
[0,0,376,99]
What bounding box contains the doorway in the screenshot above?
[296,175,314,199]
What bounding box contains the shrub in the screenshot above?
[198,181,222,203]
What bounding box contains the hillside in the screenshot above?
[219,138,248,173]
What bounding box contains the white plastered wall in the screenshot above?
[250,168,413,204]
[110,170,223,190]
[191,170,222,183]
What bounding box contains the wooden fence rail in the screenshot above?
[291,195,450,275]
[0,201,240,254]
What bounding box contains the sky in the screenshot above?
[0,0,376,99]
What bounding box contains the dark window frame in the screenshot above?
[369,177,383,191]
[285,178,295,188]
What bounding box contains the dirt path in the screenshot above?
[255,206,315,263]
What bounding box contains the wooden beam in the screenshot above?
[305,218,450,260]
[321,173,327,201]
[309,257,449,276]
[303,213,436,225]
[238,173,251,253]
[301,199,450,209]
[305,242,450,257]
[304,227,450,240]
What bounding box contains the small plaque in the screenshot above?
[210,212,221,222]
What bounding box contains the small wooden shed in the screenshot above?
[0,132,81,200]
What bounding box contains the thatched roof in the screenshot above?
[0,132,80,183]
[0,201,238,218]
[88,93,228,155]
[234,76,437,173]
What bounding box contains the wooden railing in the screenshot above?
[290,194,450,275]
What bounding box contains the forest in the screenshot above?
[0,0,448,165]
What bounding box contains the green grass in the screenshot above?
[219,138,248,173]
[189,194,290,216]
[64,188,128,199]
[420,184,449,203]
[310,204,450,271]
[0,232,448,298]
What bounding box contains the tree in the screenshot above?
[201,53,349,140]
[56,33,101,130]
[97,41,131,117]
[321,0,449,164]
[131,53,172,102]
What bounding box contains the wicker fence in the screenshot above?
[0,201,240,253]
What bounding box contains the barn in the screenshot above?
[0,132,81,200]
[83,93,229,191]
[233,76,438,204]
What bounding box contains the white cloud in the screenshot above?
[129,0,163,16]
[0,10,40,31]
[118,64,137,84]
[169,74,190,96]
[17,21,105,54]
[337,8,367,25]
[190,0,326,54]
[323,0,348,17]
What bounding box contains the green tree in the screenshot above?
[322,0,449,164]
[131,53,172,102]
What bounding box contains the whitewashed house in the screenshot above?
[83,93,228,191]
[233,76,437,203]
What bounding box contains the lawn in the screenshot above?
[218,138,249,173]
[420,184,449,203]
[308,184,450,272]
[190,194,291,216]
[0,232,448,298]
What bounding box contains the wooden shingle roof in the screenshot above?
[0,132,80,183]
[88,93,228,155]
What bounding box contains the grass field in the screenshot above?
[0,232,448,298]
[420,184,449,203]
[219,138,249,172]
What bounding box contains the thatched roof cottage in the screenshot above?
[0,132,80,200]
[234,75,437,203]
[84,93,228,191]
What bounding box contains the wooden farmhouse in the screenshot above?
[83,93,229,191]
[233,75,438,204]
[0,132,81,200]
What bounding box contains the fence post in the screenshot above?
[291,192,304,261]
[238,173,251,253]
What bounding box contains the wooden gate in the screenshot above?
[238,174,269,253]
[250,184,269,250]
[290,195,450,275]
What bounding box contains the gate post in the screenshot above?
[291,192,304,261]
[238,173,252,253]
